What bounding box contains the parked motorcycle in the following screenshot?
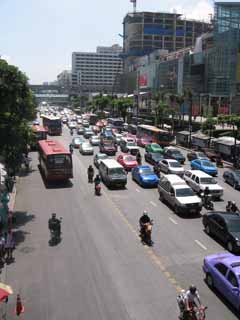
[95,183,101,196]
[140,220,153,246]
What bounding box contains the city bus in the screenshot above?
[137,124,174,146]
[42,115,62,135]
[31,125,47,149]
[38,140,73,181]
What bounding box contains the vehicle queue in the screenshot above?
[37,106,240,319]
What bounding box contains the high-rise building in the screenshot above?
[123,11,210,71]
[57,70,72,88]
[71,44,123,93]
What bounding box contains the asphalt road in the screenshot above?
[4,126,240,319]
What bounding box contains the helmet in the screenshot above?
[189,285,197,294]
[52,213,56,219]
[232,201,236,205]
[143,210,148,216]
[205,186,209,190]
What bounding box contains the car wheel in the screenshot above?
[205,224,211,235]
[174,205,180,214]
[206,273,214,288]
[234,182,238,190]
[227,241,235,253]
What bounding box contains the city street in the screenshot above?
[4,126,240,319]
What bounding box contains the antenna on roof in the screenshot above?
[130,0,137,13]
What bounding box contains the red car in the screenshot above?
[117,154,138,171]
[137,137,152,148]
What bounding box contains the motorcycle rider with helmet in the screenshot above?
[139,211,151,238]
[136,151,142,165]
[69,143,74,154]
[181,285,202,319]
[226,200,232,212]
[87,165,95,183]
[48,213,61,239]
[231,201,239,213]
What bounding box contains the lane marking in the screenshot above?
[150,201,157,207]
[136,188,140,193]
[169,217,178,225]
[194,240,207,251]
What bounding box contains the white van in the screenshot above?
[99,159,127,188]
[158,174,202,215]
[183,170,223,200]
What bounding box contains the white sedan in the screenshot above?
[159,159,185,176]
[79,142,94,155]
[90,135,100,146]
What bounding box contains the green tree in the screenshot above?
[0,59,36,174]
[113,97,133,122]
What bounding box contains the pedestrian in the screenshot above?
[0,232,5,264]
[5,230,14,260]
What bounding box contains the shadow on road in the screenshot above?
[18,168,37,177]
[13,230,31,247]
[12,211,35,229]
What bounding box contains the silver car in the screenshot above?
[79,142,94,155]
[159,159,185,176]
[90,135,100,146]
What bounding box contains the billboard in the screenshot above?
[138,74,148,88]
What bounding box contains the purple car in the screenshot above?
[203,252,240,311]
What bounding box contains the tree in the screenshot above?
[0,59,36,173]
[112,97,133,122]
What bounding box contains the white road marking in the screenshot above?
[136,188,140,193]
[169,217,178,225]
[150,201,157,207]
[194,240,207,251]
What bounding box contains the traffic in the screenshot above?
[36,105,240,319]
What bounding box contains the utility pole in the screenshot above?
[188,90,193,149]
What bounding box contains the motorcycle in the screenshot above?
[49,218,62,245]
[153,165,161,178]
[70,129,73,136]
[216,157,223,168]
[182,306,207,320]
[88,172,94,183]
[201,194,214,211]
[140,220,153,246]
[69,145,73,154]
[95,183,101,196]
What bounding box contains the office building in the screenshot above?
[123,11,210,71]
[71,44,123,93]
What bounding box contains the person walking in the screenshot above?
[5,230,14,260]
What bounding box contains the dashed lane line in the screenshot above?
[136,188,140,193]
[169,217,178,225]
[150,201,157,207]
[194,240,207,251]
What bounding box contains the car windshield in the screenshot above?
[200,177,216,184]
[83,143,91,148]
[109,168,125,175]
[127,142,136,146]
[176,188,195,197]
[125,156,135,161]
[74,138,82,143]
[152,154,163,161]
[234,171,240,178]
[92,136,99,139]
[152,144,160,148]
[197,152,207,158]
[171,150,181,155]
[228,220,240,232]
[169,162,182,168]
[202,161,215,167]
[97,154,107,159]
[140,168,153,175]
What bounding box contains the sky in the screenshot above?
[0,0,214,84]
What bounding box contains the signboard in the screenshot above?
[138,74,148,88]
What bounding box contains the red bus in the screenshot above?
[38,140,73,181]
[42,115,62,135]
[31,125,47,149]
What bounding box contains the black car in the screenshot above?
[202,211,240,253]
[187,151,209,161]
[164,148,185,164]
[223,170,240,190]
[144,152,164,166]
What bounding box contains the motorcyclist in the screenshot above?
[48,213,61,236]
[184,285,202,314]
[136,151,142,165]
[139,211,151,236]
[70,129,73,135]
[226,200,232,212]
[94,174,101,187]
[69,143,74,154]
[153,164,161,177]
[231,201,239,213]
[87,165,95,183]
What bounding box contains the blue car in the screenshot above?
[203,252,240,311]
[132,165,159,187]
[190,159,218,176]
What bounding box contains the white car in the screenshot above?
[79,142,94,155]
[113,133,123,145]
[68,121,77,129]
[90,135,100,146]
[183,170,223,199]
[159,159,184,176]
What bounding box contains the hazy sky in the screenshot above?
[0,0,214,84]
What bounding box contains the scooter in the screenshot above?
[140,220,153,246]
[88,173,94,183]
[95,183,101,196]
